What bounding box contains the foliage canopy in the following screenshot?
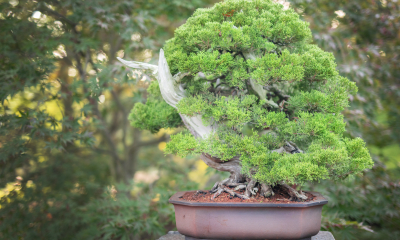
[131,0,373,187]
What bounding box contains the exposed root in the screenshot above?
[245,179,256,197]
[234,184,247,191]
[222,186,249,200]
[281,183,307,201]
[260,183,274,197]
[210,179,275,200]
[211,178,230,193]
[226,182,242,187]
[250,187,258,195]
[212,187,224,200]
[211,182,249,200]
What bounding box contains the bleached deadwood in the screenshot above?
[245,179,257,197]
[181,114,217,139]
[118,49,216,139]
[271,141,303,154]
[234,184,247,191]
[242,51,279,108]
[117,57,159,75]
[156,49,186,108]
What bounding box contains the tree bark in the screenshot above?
[180,113,245,183]
[200,154,245,183]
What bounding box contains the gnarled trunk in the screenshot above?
[180,112,245,185]
[118,49,307,201]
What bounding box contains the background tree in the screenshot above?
[0,0,215,239]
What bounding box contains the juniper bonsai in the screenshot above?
[119,0,373,200]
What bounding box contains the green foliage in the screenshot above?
[0,9,57,102]
[296,44,338,81]
[0,152,109,240]
[288,0,400,238]
[165,131,199,158]
[289,76,357,114]
[177,94,258,128]
[166,111,372,185]
[311,159,400,240]
[129,81,182,133]
[0,0,215,239]
[248,49,304,84]
[79,175,199,240]
[164,0,316,90]
[157,0,375,189]
[82,184,170,239]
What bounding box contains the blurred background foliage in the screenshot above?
[0,0,399,239]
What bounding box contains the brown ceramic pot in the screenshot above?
[169,191,328,240]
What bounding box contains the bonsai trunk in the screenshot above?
[117,50,308,201]
[181,114,307,201]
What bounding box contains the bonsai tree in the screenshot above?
[119,0,373,201]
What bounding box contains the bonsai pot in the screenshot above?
[169,191,328,240]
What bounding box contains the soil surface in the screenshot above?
[181,185,315,203]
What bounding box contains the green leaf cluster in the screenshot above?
[163,0,317,90]
[129,81,182,133]
[289,76,357,114]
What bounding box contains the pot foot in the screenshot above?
[157,231,335,240]
[185,237,312,240]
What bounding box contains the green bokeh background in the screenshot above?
[0,0,399,239]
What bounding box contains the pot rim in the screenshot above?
[169,190,328,208]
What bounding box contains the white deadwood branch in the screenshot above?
[117,49,216,139]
